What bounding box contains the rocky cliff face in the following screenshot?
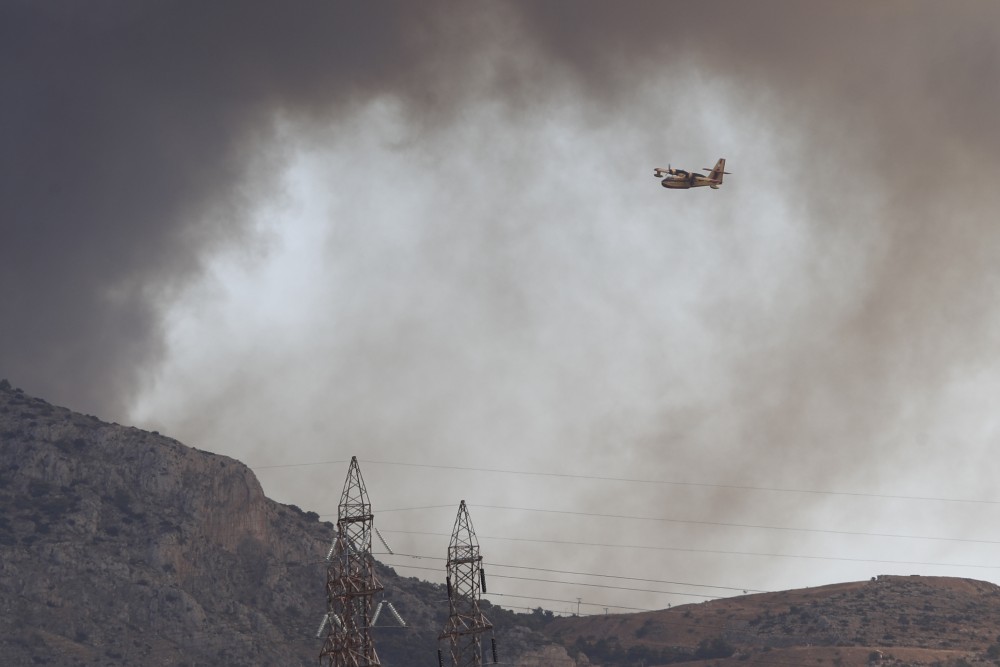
[0,381,561,666]
[0,380,330,665]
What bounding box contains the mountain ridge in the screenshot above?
[3,379,1000,667]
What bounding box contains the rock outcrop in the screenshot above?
[0,382,332,665]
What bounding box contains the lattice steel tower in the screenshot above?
[320,456,384,666]
[439,500,496,667]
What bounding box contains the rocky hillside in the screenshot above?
[0,381,563,666]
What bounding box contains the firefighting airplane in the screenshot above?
[654,158,730,189]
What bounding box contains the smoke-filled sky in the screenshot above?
[5,1,1000,616]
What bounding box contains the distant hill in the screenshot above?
[3,379,1000,667]
[531,570,1000,666]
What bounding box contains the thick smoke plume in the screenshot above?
[5,1,1000,607]
[1,1,479,416]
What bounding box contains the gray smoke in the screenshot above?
[1,0,479,417]
[5,1,1000,608]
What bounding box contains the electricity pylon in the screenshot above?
[439,500,496,667]
[320,456,383,666]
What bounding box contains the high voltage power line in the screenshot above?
[484,591,657,613]
[253,460,1000,576]
[238,553,767,597]
[378,562,725,600]
[261,462,1000,560]
[374,552,766,593]
[469,504,1000,545]
[343,503,998,547]
[217,554,738,618]
[486,560,765,594]
[251,457,1000,506]
[379,529,1000,571]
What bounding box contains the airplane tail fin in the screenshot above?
[705,158,730,184]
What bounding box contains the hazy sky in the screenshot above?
[5,1,1000,616]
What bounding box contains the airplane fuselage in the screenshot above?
[659,175,720,189]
